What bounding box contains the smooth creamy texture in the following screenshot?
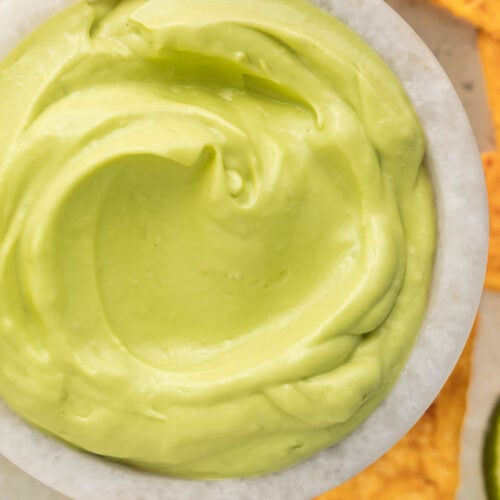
[0,0,436,479]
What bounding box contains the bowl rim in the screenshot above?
[0,0,489,498]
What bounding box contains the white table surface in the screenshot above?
[0,1,497,498]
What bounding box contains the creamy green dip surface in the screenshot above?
[0,0,436,479]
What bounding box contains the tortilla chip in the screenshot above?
[478,32,500,148]
[431,0,500,40]
[483,152,500,290]
[315,320,478,500]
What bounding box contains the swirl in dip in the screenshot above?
[0,0,436,479]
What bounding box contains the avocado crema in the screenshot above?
[0,0,436,479]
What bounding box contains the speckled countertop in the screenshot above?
[0,1,497,499]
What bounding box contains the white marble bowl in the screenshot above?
[0,0,489,498]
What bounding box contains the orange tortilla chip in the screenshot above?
[431,0,500,40]
[478,31,500,148]
[315,320,478,500]
[483,152,500,290]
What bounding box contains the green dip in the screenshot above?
[0,0,436,479]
